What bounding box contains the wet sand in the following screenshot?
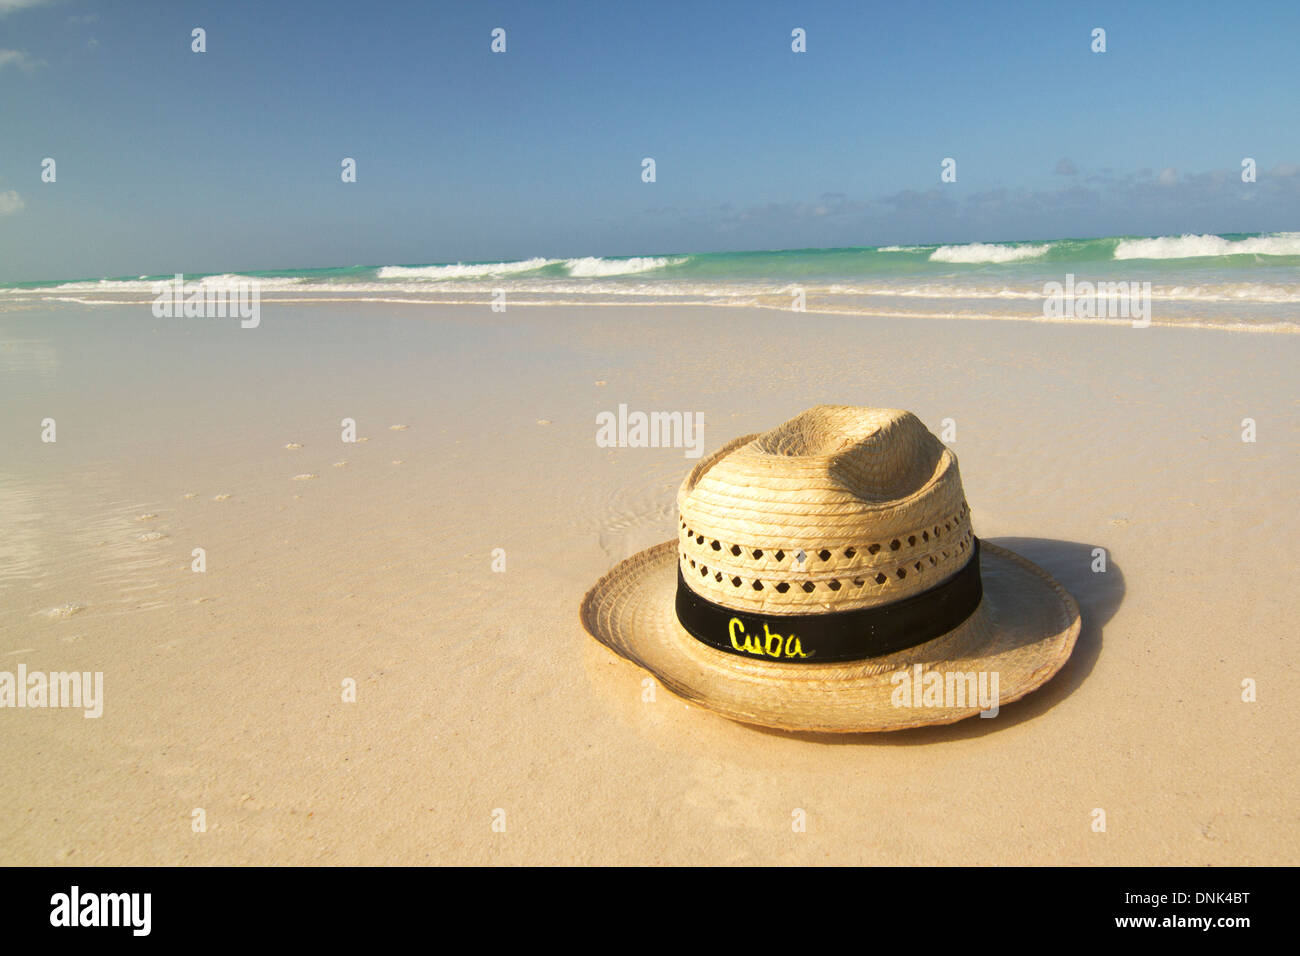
[1,302,1296,864]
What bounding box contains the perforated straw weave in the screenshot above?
[581,406,1081,733]
[677,407,973,613]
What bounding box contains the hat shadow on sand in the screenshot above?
[749,536,1122,745]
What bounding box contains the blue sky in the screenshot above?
[1,0,1298,281]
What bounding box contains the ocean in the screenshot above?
[3,232,1298,332]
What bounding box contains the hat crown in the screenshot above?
[677,406,972,614]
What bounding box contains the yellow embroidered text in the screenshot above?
[728,618,813,659]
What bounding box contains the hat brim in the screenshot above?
[580,540,1081,733]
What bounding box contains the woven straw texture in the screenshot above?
[678,407,971,613]
[581,406,1081,733]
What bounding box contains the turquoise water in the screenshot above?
[3,233,1298,330]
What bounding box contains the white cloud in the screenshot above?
[0,0,56,15]
[0,48,44,70]
[0,191,26,216]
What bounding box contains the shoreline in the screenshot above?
[4,296,1298,335]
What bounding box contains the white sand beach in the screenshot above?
[1,302,1296,864]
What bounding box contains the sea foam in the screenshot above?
[1113,233,1300,260]
[929,242,1052,264]
[564,256,683,276]
[376,258,557,279]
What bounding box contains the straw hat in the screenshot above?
[580,406,1080,733]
